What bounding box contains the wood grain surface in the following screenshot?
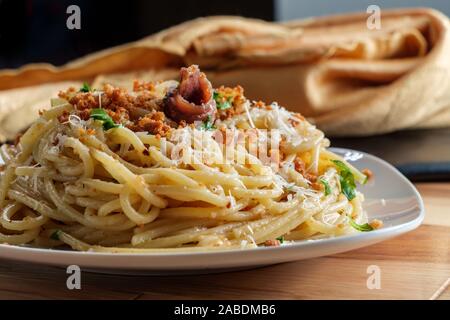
[0,183,448,300]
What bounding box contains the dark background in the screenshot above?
[2,0,450,69]
[0,0,274,68]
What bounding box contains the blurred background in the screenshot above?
[1,0,450,68]
[277,0,450,20]
[0,0,449,181]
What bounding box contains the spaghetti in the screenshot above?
[0,65,381,253]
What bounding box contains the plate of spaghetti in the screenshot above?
[0,65,423,273]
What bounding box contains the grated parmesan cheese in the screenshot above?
[228,190,236,209]
[240,240,248,247]
[243,101,256,128]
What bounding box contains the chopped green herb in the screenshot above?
[201,115,216,130]
[213,91,232,110]
[50,229,61,240]
[363,175,368,184]
[319,178,331,196]
[332,159,350,173]
[276,236,285,244]
[332,160,356,201]
[349,218,374,232]
[80,82,92,93]
[90,108,121,131]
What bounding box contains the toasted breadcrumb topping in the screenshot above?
[57,80,256,137]
[215,85,247,120]
[56,75,306,144]
[58,83,169,135]
[264,239,281,247]
[362,168,374,180]
[127,111,172,137]
[369,219,383,229]
[294,157,317,182]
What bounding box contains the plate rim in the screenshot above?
[0,147,425,261]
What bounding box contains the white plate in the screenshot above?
[0,148,424,275]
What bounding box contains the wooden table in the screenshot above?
[0,183,448,300]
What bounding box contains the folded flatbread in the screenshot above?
[0,8,449,141]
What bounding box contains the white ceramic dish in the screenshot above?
[0,148,424,275]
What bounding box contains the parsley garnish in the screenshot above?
[213,91,232,110]
[90,108,121,131]
[201,115,216,130]
[363,174,369,185]
[80,82,92,93]
[50,229,61,240]
[332,160,356,201]
[319,178,331,196]
[349,218,374,232]
[276,236,285,243]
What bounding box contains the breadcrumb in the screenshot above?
[369,219,383,229]
[362,168,373,181]
[264,239,281,247]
